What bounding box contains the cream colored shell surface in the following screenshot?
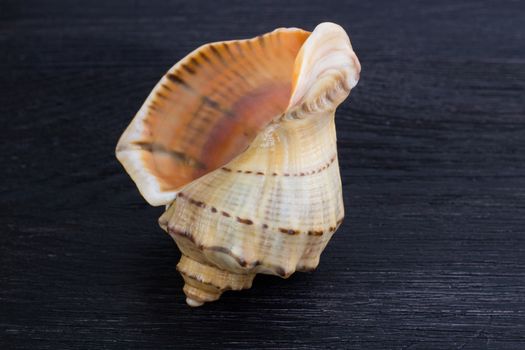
[159,115,344,275]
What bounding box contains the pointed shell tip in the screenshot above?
[186,297,204,307]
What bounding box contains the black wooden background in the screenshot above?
[2,0,525,349]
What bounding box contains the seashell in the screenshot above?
[116,22,360,306]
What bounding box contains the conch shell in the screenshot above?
[116,22,360,306]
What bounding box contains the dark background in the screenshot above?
[1,0,524,349]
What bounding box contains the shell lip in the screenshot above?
[115,146,179,206]
[286,22,361,116]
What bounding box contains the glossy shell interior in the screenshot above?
[116,27,311,206]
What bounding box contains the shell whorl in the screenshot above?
[116,22,360,306]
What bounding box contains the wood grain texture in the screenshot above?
[1,0,524,349]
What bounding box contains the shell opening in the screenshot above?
[116,23,360,206]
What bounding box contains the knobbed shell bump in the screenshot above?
[116,22,360,306]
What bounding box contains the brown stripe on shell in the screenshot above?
[213,43,242,73]
[189,198,206,208]
[174,193,344,238]
[130,142,206,169]
[161,83,173,92]
[166,73,192,89]
[178,192,207,209]
[204,43,251,91]
[279,228,300,235]
[307,230,324,236]
[236,217,253,225]
[182,63,196,75]
[222,43,235,61]
[209,44,227,66]
[201,96,233,116]
[190,57,200,67]
[232,40,259,74]
[256,34,272,60]
[199,51,212,64]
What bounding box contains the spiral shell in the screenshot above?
[116,22,360,306]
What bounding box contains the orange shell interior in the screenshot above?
[125,29,310,192]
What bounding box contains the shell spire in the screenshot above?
[116,22,360,306]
